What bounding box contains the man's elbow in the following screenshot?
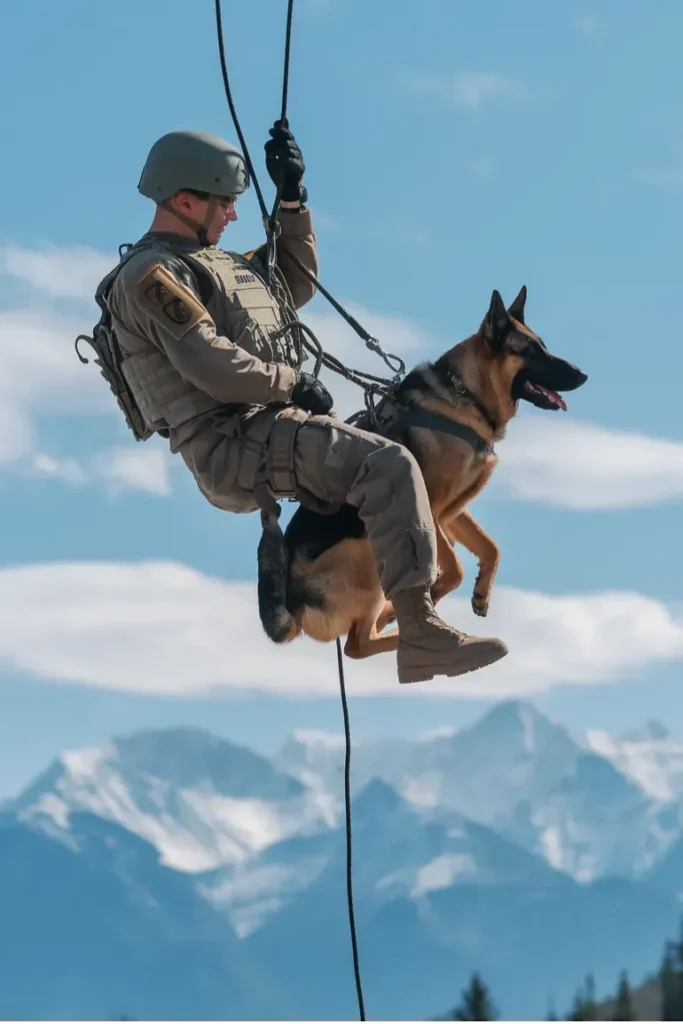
[291,276,318,309]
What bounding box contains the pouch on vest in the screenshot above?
[74,250,158,443]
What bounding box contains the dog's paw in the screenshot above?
[471,591,489,617]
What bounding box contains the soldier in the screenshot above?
[102,122,508,684]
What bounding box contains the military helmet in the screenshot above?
[137,130,250,202]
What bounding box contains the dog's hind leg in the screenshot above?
[344,592,399,660]
[445,510,499,617]
[375,599,397,634]
[344,620,399,659]
[430,521,466,605]
[372,521,464,635]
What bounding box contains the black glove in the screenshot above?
[265,120,306,202]
[291,372,334,415]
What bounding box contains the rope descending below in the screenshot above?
[336,637,366,1022]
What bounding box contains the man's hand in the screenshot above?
[265,120,306,203]
[291,371,333,415]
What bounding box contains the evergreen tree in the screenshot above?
[567,974,597,1021]
[659,937,679,1019]
[612,970,633,1021]
[449,972,497,1021]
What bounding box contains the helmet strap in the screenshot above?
[159,194,219,247]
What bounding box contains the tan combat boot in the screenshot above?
[391,584,508,684]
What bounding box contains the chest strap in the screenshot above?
[398,407,495,456]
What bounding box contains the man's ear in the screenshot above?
[484,289,513,351]
[507,285,527,324]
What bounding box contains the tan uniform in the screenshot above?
[107,208,437,598]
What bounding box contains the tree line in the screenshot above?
[439,917,683,1021]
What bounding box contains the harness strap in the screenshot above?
[398,407,495,456]
[266,406,308,497]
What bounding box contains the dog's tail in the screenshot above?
[257,519,300,644]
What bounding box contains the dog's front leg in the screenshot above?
[446,510,499,617]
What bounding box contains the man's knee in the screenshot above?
[358,435,424,490]
[291,416,391,503]
[286,414,430,516]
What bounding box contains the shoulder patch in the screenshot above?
[136,263,206,334]
[242,244,267,264]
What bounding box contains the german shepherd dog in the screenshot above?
[258,287,587,662]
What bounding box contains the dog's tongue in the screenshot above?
[524,380,567,411]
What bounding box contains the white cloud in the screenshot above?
[0,400,33,466]
[0,308,104,415]
[496,416,683,510]
[1,560,682,700]
[406,71,527,110]
[0,305,113,471]
[0,246,175,497]
[25,446,173,497]
[91,447,173,497]
[29,453,88,486]
[0,244,115,302]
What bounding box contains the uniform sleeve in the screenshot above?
[116,260,299,407]
[244,207,319,309]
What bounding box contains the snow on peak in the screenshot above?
[411,853,478,896]
[585,725,683,802]
[290,729,345,751]
[15,728,334,874]
[60,743,115,782]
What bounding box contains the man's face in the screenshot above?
[171,191,238,244]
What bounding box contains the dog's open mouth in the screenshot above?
[522,380,567,411]
[512,372,568,411]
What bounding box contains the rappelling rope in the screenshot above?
[213,2,368,1018]
[213,0,405,385]
[337,636,366,1022]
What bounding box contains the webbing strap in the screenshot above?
[266,407,308,497]
[398,407,495,456]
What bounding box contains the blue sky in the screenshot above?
[2,0,683,799]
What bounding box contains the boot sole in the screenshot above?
[398,643,508,685]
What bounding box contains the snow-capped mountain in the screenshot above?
[280,701,583,818]
[277,701,681,881]
[202,777,566,936]
[7,702,683,1020]
[13,727,337,872]
[11,702,683,891]
[499,750,679,880]
[198,828,336,937]
[245,778,680,1023]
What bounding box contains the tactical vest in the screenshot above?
[111,237,302,438]
[184,246,301,369]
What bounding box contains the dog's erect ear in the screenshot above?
[507,285,527,324]
[485,289,512,350]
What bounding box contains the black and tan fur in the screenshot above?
[258,287,587,660]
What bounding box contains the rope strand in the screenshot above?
[212,0,405,384]
[337,638,366,1021]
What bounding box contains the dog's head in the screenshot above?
[481,286,587,414]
